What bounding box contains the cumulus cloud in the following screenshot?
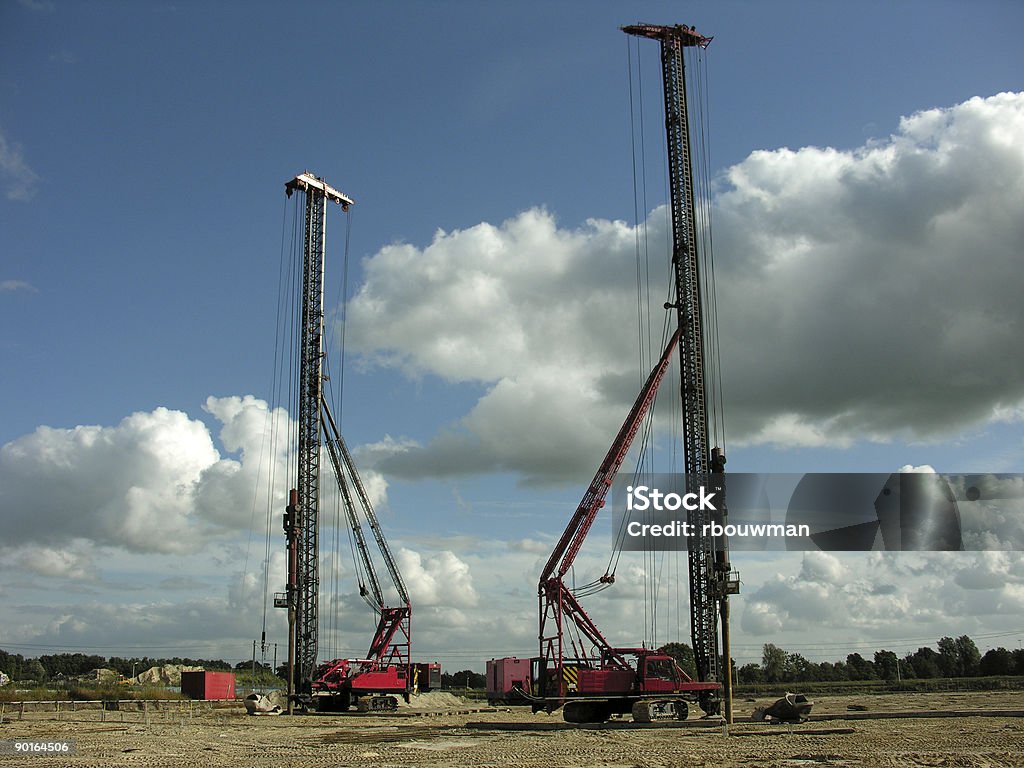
[716,92,1024,446]
[741,550,1024,645]
[397,548,478,609]
[3,544,96,581]
[346,93,1024,479]
[0,394,487,660]
[0,397,292,554]
[347,208,648,484]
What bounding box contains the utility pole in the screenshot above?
[282,172,354,712]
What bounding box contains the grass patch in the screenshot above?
[736,676,1024,698]
[0,684,185,702]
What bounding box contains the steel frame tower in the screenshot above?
[283,172,353,702]
[622,23,736,719]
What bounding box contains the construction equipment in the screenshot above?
[531,330,721,723]
[490,21,736,723]
[623,21,738,721]
[278,171,435,713]
[307,401,414,711]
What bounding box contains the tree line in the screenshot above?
[0,649,489,690]
[6,635,1021,688]
[657,635,1024,684]
[0,649,233,684]
[740,636,1024,684]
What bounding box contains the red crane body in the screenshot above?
[532,329,720,723]
[280,173,438,713]
[490,20,735,723]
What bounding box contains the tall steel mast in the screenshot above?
[282,171,353,706]
[622,23,738,720]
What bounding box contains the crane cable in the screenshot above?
[604,36,724,651]
[247,193,302,665]
[690,44,725,451]
[610,34,678,647]
[322,208,358,657]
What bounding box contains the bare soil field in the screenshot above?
[2,690,1022,767]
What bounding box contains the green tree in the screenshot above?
[785,652,815,682]
[937,635,981,677]
[440,670,485,689]
[906,647,940,678]
[23,659,46,683]
[937,637,959,676]
[1012,648,1024,675]
[817,661,842,681]
[873,649,899,681]
[956,635,981,677]
[736,663,763,684]
[762,643,787,683]
[979,647,1014,676]
[0,649,26,680]
[846,653,876,681]
[658,642,697,679]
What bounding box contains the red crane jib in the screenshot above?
[540,327,682,584]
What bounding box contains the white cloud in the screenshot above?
[397,548,478,609]
[0,280,37,293]
[797,551,847,585]
[4,544,96,581]
[740,550,1024,655]
[344,93,1024,478]
[347,208,645,484]
[508,537,550,554]
[1,408,218,553]
[716,92,1024,446]
[0,395,484,661]
[0,128,41,201]
[744,413,857,450]
[0,397,294,554]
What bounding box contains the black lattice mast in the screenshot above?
[622,23,733,715]
[283,172,353,699]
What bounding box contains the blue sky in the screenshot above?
[2,0,1023,674]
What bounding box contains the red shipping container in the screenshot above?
[181,671,236,700]
[486,657,533,702]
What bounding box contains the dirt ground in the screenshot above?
[2,690,1022,767]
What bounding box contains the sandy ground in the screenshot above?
[1,690,1023,767]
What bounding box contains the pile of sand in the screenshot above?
[401,691,473,711]
[81,668,121,683]
[133,664,204,685]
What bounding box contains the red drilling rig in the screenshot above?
[534,330,722,723]
[488,22,738,723]
[278,172,438,713]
